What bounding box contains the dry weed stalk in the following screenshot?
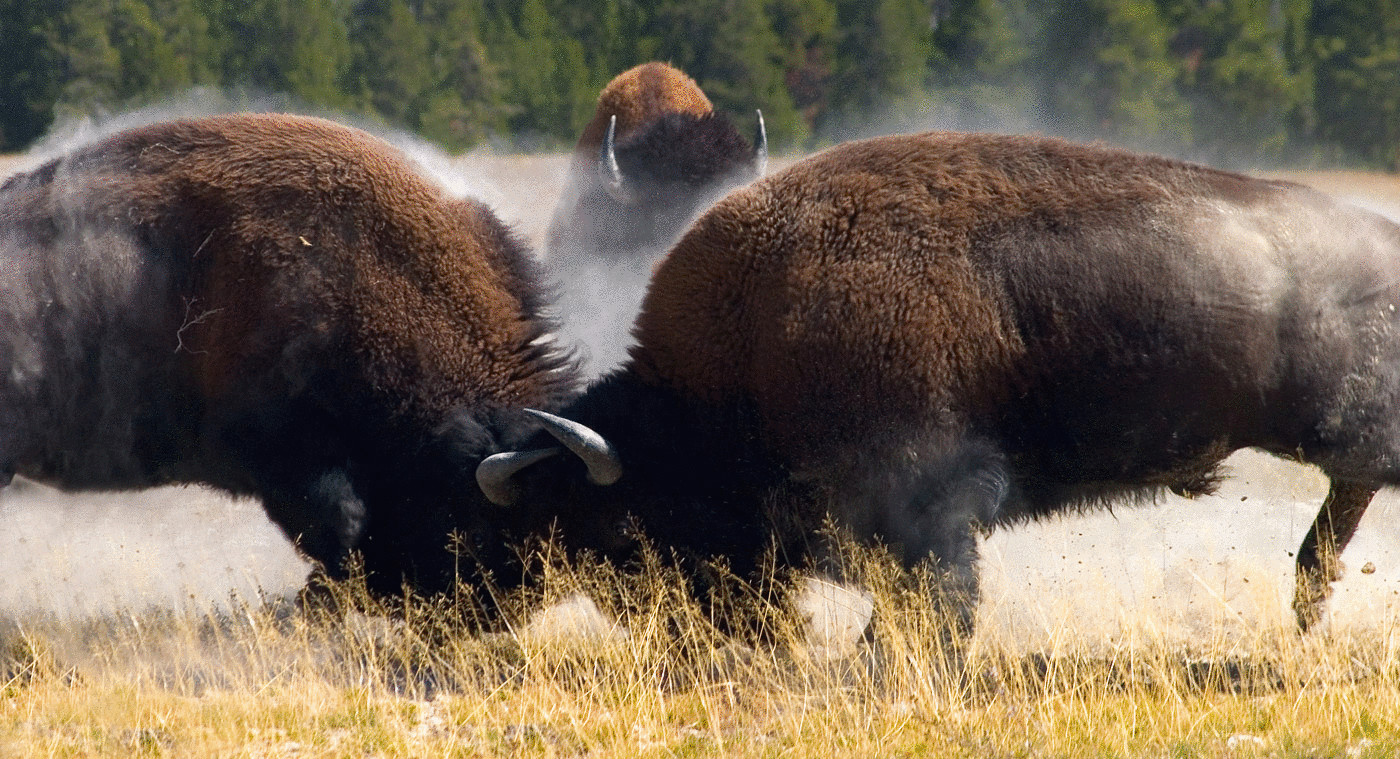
[0,538,1395,756]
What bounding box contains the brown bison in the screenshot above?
[0,113,576,597]
[544,61,767,265]
[482,131,1400,632]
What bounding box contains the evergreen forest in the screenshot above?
[1,0,1397,168]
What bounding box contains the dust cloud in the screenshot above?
[3,106,1400,649]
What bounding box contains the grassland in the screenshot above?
[1,546,1398,759]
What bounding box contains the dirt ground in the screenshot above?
[2,140,1399,648]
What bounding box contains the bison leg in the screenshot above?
[260,467,368,582]
[813,444,1008,648]
[0,425,14,488]
[1292,479,1377,631]
[900,448,1009,635]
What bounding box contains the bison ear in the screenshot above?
[753,110,768,176]
[476,448,561,506]
[524,409,623,487]
[599,114,631,204]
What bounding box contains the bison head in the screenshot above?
[471,376,783,578]
[547,110,767,265]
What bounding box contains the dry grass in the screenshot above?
[1,544,1397,758]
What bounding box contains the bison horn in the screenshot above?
[753,109,768,176]
[476,448,561,506]
[524,409,623,486]
[600,114,629,203]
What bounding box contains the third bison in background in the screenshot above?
[545,61,767,266]
[545,62,768,376]
[484,131,1400,634]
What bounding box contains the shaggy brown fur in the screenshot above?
[633,133,1286,469]
[573,62,713,157]
[505,131,1400,632]
[0,114,575,595]
[116,115,561,419]
[544,61,761,268]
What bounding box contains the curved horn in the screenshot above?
[524,409,623,486]
[753,109,768,176]
[476,448,561,506]
[599,114,628,203]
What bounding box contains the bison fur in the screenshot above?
[545,61,766,266]
[0,113,577,598]
[485,130,1400,633]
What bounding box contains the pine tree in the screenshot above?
[638,0,804,145]
[824,0,933,128]
[1038,0,1192,148]
[482,0,594,144]
[350,0,433,125]
[1310,0,1400,168]
[419,0,505,147]
[0,0,59,149]
[41,0,125,116]
[200,0,356,109]
[1159,0,1312,161]
[927,0,1035,128]
[766,0,838,140]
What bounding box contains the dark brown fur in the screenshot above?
[572,62,713,157]
[545,62,760,266]
[0,114,575,595]
[509,131,1400,632]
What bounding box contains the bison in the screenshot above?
[0,113,576,598]
[545,61,768,266]
[545,62,768,376]
[480,131,1400,633]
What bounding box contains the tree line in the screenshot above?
[1,0,1396,168]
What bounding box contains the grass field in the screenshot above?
[2,139,1400,756]
[1,550,1398,757]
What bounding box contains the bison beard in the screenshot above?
[0,113,577,599]
[484,130,1400,636]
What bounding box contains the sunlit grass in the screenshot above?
[0,541,1397,758]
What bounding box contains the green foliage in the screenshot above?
[824,0,933,130]
[349,0,502,149]
[200,0,356,108]
[0,0,55,148]
[1310,0,1400,169]
[0,0,1396,167]
[1039,0,1192,147]
[766,0,838,135]
[27,0,214,125]
[1160,0,1313,161]
[482,0,594,146]
[641,0,804,145]
[926,0,1036,127]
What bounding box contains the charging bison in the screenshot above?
[482,130,1400,632]
[0,113,576,597]
[545,61,767,265]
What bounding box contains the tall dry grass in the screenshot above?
[1,541,1397,758]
